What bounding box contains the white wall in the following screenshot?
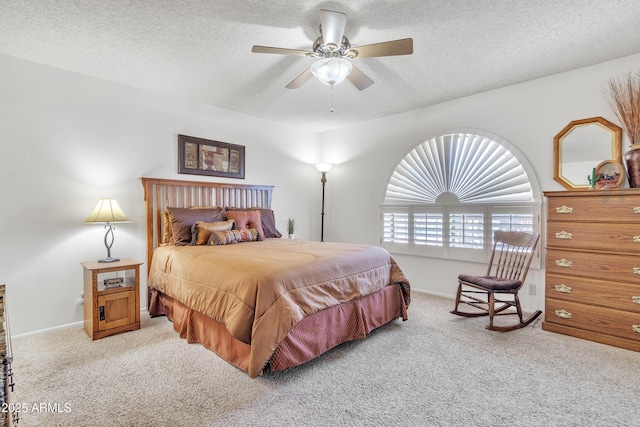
[319,53,640,311]
[3,51,639,335]
[0,54,320,335]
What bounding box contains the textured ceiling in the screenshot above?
[1,1,640,132]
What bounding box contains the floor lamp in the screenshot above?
[315,163,333,242]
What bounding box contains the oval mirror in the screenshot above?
[553,116,622,190]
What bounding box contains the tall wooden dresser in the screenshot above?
[543,189,640,352]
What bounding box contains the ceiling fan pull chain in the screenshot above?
[330,84,335,113]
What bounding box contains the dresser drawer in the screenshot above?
[546,298,640,342]
[547,193,640,222]
[546,249,640,283]
[547,221,640,252]
[546,273,640,312]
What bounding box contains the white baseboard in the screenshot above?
[412,288,455,299]
[12,320,84,339]
[13,308,150,339]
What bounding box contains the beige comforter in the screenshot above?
[148,239,410,377]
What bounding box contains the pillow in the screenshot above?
[227,208,282,238]
[193,220,234,245]
[167,207,226,245]
[208,228,259,246]
[226,210,265,241]
[160,211,173,245]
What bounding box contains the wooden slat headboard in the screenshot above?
[140,177,273,270]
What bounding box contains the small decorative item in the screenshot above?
[178,134,245,179]
[625,144,640,187]
[103,277,124,288]
[587,167,599,189]
[606,70,640,187]
[287,217,295,239]
[594,160,625,190]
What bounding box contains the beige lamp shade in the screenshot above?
[85,198,130,224]
[85,198,130,263]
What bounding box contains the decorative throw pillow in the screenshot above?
[208,228,259,246]
[226,210,265,241]
[160,211,173,245]
[227,207,282,238]
[193,220,235,245]
[167,207,226,245]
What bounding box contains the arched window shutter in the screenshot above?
[382,132,539,264]
[385,133,533,204]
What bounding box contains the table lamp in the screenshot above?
[85,198,130,263]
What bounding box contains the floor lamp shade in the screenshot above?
[85,198,130,263]
[315,163,334,173]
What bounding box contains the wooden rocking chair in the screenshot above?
[450,230,541,332]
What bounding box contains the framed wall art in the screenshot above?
[178,134,245,179]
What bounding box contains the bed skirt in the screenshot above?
[149,284,408,376]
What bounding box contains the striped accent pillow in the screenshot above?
[208,228,260,246]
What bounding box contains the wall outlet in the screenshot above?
[77,292,84,305]
[528,283,536,295]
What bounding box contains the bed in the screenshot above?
[141,177,410,377]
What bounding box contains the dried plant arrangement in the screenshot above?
[606,70,640,145]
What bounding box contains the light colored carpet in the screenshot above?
[11,293,640,426]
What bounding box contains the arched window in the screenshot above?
[381,131,541,263]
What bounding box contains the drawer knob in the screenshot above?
[632,296,640,304]
[634,267,640,275]
[555,259,573,268]
[633,325,640,334]
[555,231,572,240]
[554,284,572,293]
[634,207,640,214]
[555,309,572,319]
[634,236,640,243]
[555,205,573,214]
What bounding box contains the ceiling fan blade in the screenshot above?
[347,66,374,91]
[251,45,313,57]
[286,68,313,89]
[350,38,413,58]
[320,9,347,48]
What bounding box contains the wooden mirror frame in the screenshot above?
[553,116,622,190]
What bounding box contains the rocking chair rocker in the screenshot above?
[451,230,541,332]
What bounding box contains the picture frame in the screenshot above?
[178,134,245,179]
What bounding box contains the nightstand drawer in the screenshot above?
[546,299,640,342]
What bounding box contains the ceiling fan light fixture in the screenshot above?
[310,57,353,86]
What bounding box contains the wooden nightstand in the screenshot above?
[81,258,142,340]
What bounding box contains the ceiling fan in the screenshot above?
[251,9,413,91]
